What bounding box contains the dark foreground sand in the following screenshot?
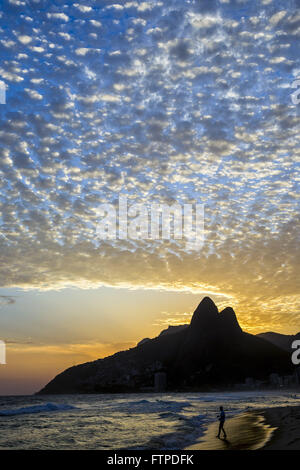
[185,406,300,450]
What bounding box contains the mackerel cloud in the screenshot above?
[0,0,299,330]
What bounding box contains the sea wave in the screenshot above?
[134,413,208,450]
[106,398,192,414]
[0,402,76,416]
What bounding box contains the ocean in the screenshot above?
[0,391,299,449]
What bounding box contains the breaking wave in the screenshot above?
[0,402,76,416]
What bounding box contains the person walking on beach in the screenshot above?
[217,406,227,438]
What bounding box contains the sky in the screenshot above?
[0,0,299,395]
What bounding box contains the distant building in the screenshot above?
[294,367,300,384]
[245,377,255,389]
[283,375,296,387]
[154,372,167,392]
[269,373,282,387]
[254,379,265,389]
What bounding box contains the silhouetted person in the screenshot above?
[217,406,227,438]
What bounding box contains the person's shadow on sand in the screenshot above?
[218,437,231,448]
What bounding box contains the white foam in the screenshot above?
[0,402,76,416]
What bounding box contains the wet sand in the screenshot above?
[185,406,300,450]
[185,411,274,450]
[261,406,300,450]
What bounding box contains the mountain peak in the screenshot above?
[190,296,219,328]
[219,306,242,333]
[221,306,235,315]
[200,296,217,307]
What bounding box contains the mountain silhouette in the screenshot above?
[38,297,293,394]
[257,331,300,352]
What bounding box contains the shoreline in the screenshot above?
[260,406,300,450]
[185,405,300,450]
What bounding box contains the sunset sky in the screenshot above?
[0,0,299,395]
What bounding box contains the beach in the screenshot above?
[185,405,300,450]
[0,392,299,449]
[261,406,300,450]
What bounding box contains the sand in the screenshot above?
[185,406,300,450]
[261,406,300,450]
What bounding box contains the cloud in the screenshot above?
[269,10,287,26]
[17,35,32,45]
[0,296,16,307]
[0,0,299,331]
[46,13,69,22]
[25,88,43,100]
[73,4,92,13]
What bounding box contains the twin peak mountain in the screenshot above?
[38,297,293,394]
[190,296,241,332]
